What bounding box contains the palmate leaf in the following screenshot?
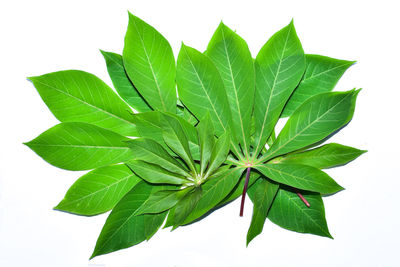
[55,164,141,216]
[25,122,132,171]
[206,22,255,160]
[123,12,176,113]
[197,113,215,175]
[28,70,138,137]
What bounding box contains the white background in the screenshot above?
[1,0,399,266]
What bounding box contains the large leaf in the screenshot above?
[205,132,231,177]
[268,187,332,238]
[126,138,189,177]
[126,160,188,185]
[91,181,167,258]
[255,164,343,194]
[123,13,176,112]
[183,167,244,224]
[28,70,137,136]
[246,178,279,245]
[281,55,355,117]
[275,143,366,169]
[252,21,306,158]
[55,164,140,215]
[24,122,132,171]
[206,22,255,160]
[260,89,360,162]
[101,50,152,112]
[197,113,215,176]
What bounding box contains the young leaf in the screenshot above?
[275,143,366,169]
[134,189,187,216]
[252,20,306,159]
[246,178,279,245]
[55,164,140,216]
[123,12,176,112]
[260,89,360,162]
[197,113,215,175]
[28,70,137,136]
[126,138,189,176]
[205,132,231,177]
[101,50,152,112]
[171,187,203,228]
[126,160,188,185]
[206,22,255,160]
[24,122,132,171]
[255,164,343,194]
[268,187,332,238]
[281,55,355,117]
[91,181,167,258]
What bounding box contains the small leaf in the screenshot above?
[276,143,367,169]
[281,55,355,117]
[268,187,332,238]
[255,164,343,194]
[101,50,152,112]
[171,187,203,228]
[126,160,188,185]
[24,122,132,171]
[55,164,140,215]
[134,189,187,216]
[28,70,137,136]
[197,113,215,175]
[252,20,306,158]
[123,12,176,112]
[205,132,231,177]
[246,178,279,245]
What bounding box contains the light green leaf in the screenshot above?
[206,22,255,160]
[197,113,215,175]
[246,178,279,245]
[134,189,188,216]
[28,70,137,136]
[252,21,306,159]
[177,105,198,126]
[260,89,360,162]
[101,50,152,112]
[90,181,167,259]
[255,163,343,194]
[275,143,366,169]
[24,122,132,171]
[126,160,188,185]
[55,164,140,215]
[123,12,176,112]
[282,55,355,117]
[268,187,332,238]
[205,132,231,177]
[183,167,244,224]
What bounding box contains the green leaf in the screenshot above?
[252,21,306,158]
[205,132,231,177]
[255,163,343,194]
[260,89,360,162]
[101,50,152,112]
[177,105,198,126]
[126,138,189,176]
[176,44,233,138]
[206,22,255,159]
[24,122,132,171]
[123,12,176,112]
[28,70,137,136]
[183,167,244,224]
[275,143,366,169]
[55,164,140,215]
[218,171,260,206]
[134,189,187,216]
[91,181,167,258]
[126,160,188,185]
[171,187,203,228]
[246,178,279,245]
[281,55,355,117]
[197,113,215,175]
[268,187,332,238]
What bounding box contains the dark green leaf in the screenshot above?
[197,113,215,175]
[205,132,230,177]
[134,189,188,215]
[218,171,260,206]
[170,187,203,228]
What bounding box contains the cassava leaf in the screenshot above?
[206,22,255,160]
[218,171,260,206]
[275,143,366,169]
[123,12,176,112]
[134,189,187,216]
[197,113,215,176]
[252,20,306,159]
[25,122,132,171]
[255,163,343,194]
[28,70,138,137]
[101,50,152,112]
[281,55,355,117]
[55,164,140,216]
[171,187,203,228]
[205,131,231,177]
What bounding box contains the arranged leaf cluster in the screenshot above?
[25,12,365,258]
